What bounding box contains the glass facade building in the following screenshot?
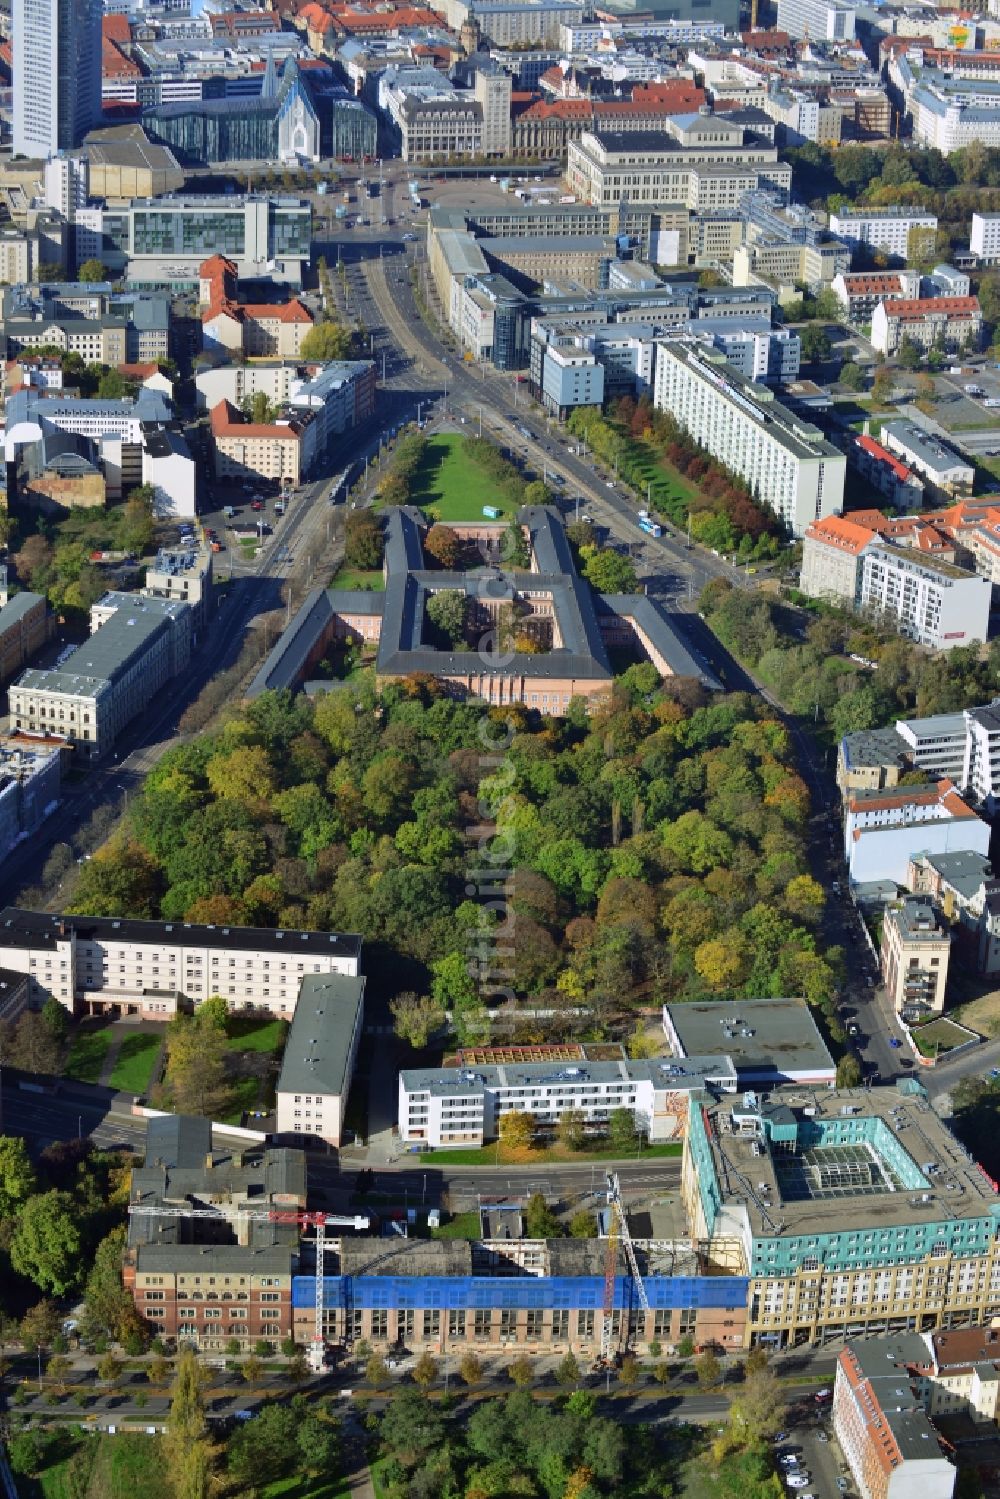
[13,0,101,156]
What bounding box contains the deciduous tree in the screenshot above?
[499,1111,534,1151]
[10,1190,83,1294]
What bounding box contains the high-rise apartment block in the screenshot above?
[13,0,102,158]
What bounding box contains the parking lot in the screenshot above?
[777,1397,855,1499]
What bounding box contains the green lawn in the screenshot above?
[402,434,519,522]
[220,1073,270,1126]
[64,1023,114,1084]
[263,1475,350,1499]
[109,1033,162,1094]
[330,566,385,592]
[911,1017,972,1058]
[430,1210,481,1240]
[226,1016,288,1053]
[37,1433,171,1499]
[418,1140,683,1166]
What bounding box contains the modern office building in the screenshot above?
[776,0,856,41]
[143,542,213,628]
[0,906,361,1017]
[76,196,312,288]
[13,0,102,157]
[828,209,938,260]
[9,593,192,762]
[275,973,366,1148]
[880,897,951,1020]
[651,339,845,537]
[843,780,991,886]
[683,1084,1000,1348]
[398,1048,738,1149]
[840,698,1000,811]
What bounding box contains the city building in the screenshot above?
[852,435,925,511]
[871,296,982,358]
[840,698,1000,808]
[249,505,722,708]
[275,973,366,1148]
[0,740,62,864]
[880,897,951,1021]
[143,542,213,628]
[834,1338,956,1499]
[651,339,845,538]
[775,0,856,42]
[800,513,879,604]
[143,60,376,167]
[9,593,192,763]
[77,195,312,289]
[299,1237,749,1357]
[398,1049,738,1149]
[972,212,1000,265]
[194,360,376,451]
[566,125,792,211]
[123,1115,305,1353]
[858,543,990,653]
[843,780,991,886]
[661,997,836,1087]
[200,256,314,359]
[831,271,922,322]
[881,422,977,497]
[907,851,1000,977]
[683,1084,1000,1349]
[208,401,305,487]
[0,906,361,1017]
[828,208,938,260]
[0,281,171,367]
[13,0,102,157]
[732,236,850,294]
[0,592,53,684]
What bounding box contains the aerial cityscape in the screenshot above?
[7,0,1000,1496]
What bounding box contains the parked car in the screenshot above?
[889,1038,902,1049]
[787,1475,811,1490]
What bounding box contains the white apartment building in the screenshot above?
[871,296,982,357]
[911,84,1000,156]
[972,212,1000,265]
[0,907,361,1018]
[652,339,844,537]
[828,208,938,259]
[880,897,951,1020]
[844,779,991,886]
[10,594,191,762]
[399,1054,738,1148]
[776,0,856,41]
[880,422,974,497]
[859,544,991,652]
[763,89,820,145]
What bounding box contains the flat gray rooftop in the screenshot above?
[664,997,834,1078]
[276,972,366,1100]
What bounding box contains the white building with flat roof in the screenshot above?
[858,544,990,652]
[776,0,855,40]
[829,208,938,259]
[972,212,1000,265]
[399,1051,738,1148]
[652,338,844,537]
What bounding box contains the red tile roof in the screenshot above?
[210,400,302,440]
[856,434,913,484]
[805,513,878,555]
[882,296,981,318]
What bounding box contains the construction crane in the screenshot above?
[598,1173,648,1366]
[127,1202,369,1372]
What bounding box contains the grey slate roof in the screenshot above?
[276,972,366,1101]
[0,906,361,961]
